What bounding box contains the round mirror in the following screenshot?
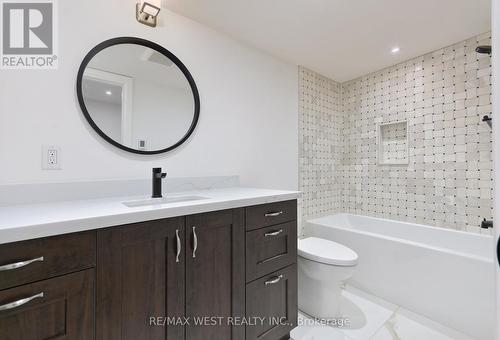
[77,37,200,154]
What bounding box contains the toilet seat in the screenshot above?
[298,237,358,266]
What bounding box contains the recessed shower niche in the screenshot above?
[377,121,409,165]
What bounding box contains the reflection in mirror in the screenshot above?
[79,41,198,153]
[82,72,128,145]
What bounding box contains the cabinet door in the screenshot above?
[97,217,185,340]
[185,209,245,340]
[246,265,298,340]
[0,269,94,340]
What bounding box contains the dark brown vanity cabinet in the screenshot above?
[97,209,246,340]
[185,209,245,340]
[246,265,298,340]
[245,201,298,340]
[246,221,297,282]
[0,199,297,340]
[96,217,186,340]
[0,232,96,340]
[0,231,96,291]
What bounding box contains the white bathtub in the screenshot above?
[306,213,495,340]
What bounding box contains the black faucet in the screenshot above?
[152,168,167,198]
[481,218,493,229]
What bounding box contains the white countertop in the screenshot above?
[0,187,300,245]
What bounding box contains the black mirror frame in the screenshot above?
[76,37,200,155]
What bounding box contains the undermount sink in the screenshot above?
[122,195,208,208]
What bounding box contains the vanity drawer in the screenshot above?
[0,231,96,291]
[246,264,297,340]
[0,269,94,340]
[246,221,297,282]
[246,200,297,231]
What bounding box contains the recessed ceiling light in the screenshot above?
[105,90,112,96]
[391,47,400,54]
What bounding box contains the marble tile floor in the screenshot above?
[290,286,476,340]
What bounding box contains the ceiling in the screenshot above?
[163,0,491,82]
[83,80,122,105]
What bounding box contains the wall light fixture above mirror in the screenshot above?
[76,37,200,155]
[136,0,161,27]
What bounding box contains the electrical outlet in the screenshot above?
[42,145,61,170]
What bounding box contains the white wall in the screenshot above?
[0,0,298,190]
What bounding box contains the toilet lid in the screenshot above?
[298,237,358,266]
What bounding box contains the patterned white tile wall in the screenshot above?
[299,32,493,233]
[299,67,343,230]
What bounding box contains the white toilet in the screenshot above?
[298,237,358,320]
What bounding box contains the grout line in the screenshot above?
[366,308,399,340]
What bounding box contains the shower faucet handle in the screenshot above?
[481,219,493,229]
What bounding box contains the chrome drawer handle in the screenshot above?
[265,275,283,286]
[0,292,44,311]
[0,256,44,271]
[192,226,198,258]
[265,229,284,237]
[175,229,181,263]
[265,211,283,217]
